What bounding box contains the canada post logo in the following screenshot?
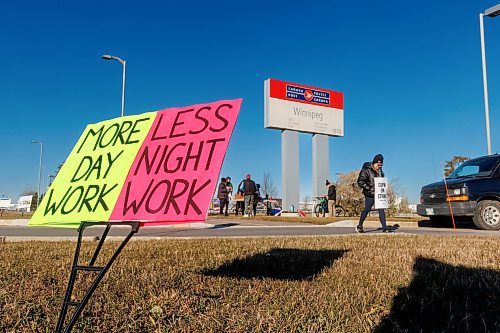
[286,84,330,105]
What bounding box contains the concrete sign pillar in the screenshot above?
[312,134,329,199]
[282,130,299,211]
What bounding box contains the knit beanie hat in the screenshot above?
[372,154,384,164]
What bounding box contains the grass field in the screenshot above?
[1,236,499,332]
[1,210,424,224]
[207,214,426,225]
[0,211,32,219]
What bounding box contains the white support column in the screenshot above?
[312,134,329,199]
[480,13,492,155]
[282,130,299,212]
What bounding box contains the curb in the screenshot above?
[0,220,213,229]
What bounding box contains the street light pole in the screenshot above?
[101,54,126,117]
[30,141,43,209]
[479,4,500,156]
[121,59,126,117]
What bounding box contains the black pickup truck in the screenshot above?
[417,154,500,230]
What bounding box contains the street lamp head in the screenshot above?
[30,140,39,144]
[101,53,126,117]
[485,4,500,17]
[101,54,125,65]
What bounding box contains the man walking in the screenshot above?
[242,174,257,217]
[325,180,336,217]
[356,154,390,233]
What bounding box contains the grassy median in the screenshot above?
[207,214,426,225]
[1,236,499,332]
[2,210,424,224]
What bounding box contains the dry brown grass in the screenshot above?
[0,211,32,219]
[1,236,499,332]
[208,214,425,225]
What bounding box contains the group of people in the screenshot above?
[216,176,233,216]
[216,153,391,232]
[217,174,261,217]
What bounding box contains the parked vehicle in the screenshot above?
[417,154,500,230]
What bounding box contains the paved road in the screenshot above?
[0,219,498,240]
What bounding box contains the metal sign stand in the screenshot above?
[55,221,140,333]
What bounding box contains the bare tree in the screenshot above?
[302,195,311,211]
[262,172,278,198]
[444,156,470,177]
[398,196,412,214]
[386,177,400,217]
[49,162,65,186]
[336,171,401,217]
[336,171,364,216]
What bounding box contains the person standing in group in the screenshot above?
[266,195,273,216]
[356,154,391,233]
[226,177,234,201]
[253,183,261,216]
[242,174,257,217]
[325,180,336,217]
[217,177,229,216]
[235,178,245,216]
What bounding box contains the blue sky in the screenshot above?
[1,0,499,203]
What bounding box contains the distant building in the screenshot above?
[0,197,11,210]
[0,196,33,212]
[17,195,33,212]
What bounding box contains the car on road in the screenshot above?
[417,154,500,230]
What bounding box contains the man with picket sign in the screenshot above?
[355,154,393,233]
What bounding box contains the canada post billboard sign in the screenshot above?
[264,79,344,136]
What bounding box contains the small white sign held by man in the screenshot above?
[374,177,388,209]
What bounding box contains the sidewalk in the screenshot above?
[0,219,214,229]
[0,219,29,226]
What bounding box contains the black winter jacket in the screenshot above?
[357,162,385,197]
[242,179,257,195]
[327,184,336,201]
[217,182,228,200]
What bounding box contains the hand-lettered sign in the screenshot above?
[374,177,388,209]
[29,99,242,227]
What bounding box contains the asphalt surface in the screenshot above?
[0,218,498,240]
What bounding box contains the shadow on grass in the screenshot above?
[374,256,500,332]
[201,248,348,281]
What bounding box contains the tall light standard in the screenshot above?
[101,54,126,117]
[479,4,500,156]
[30,140,43,209]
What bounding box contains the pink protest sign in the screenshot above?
[110,99,242,225]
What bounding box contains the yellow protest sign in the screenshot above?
[29,113,155,227]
